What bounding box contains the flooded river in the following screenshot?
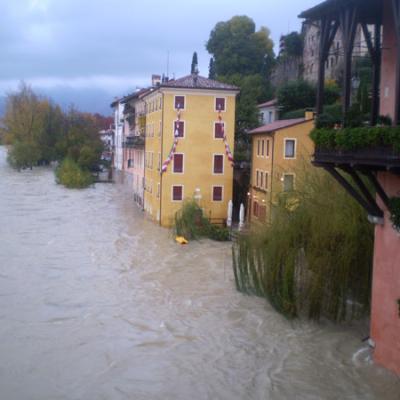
[0,146,399,400]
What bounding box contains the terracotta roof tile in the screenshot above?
[257,98,278,108]
[161,74,239,91]
[248,118,306,135]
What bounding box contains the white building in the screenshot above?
[257,99,279,125]
[111,99,125,171]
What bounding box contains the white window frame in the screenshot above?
[215,96,227,112]
[282,173,296,192]
[171,185,184,202]
[173,119,186,139]
[211,185,224,202]
[212,153,224,175]
[172,153,184,174]
[283,138,297,159]
[213,121,226,140]
[264,171,269,191]
[265,139,270,158]
[174,95,186,111]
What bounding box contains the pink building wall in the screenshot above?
[371,1,400,375]
[371,172,400,376]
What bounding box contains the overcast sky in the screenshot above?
[0,0,318,115]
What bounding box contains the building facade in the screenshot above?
[301,0,400,376]
[247,112,315,223]
[141,74,239,227]
[111,100,125,172]
[303,21,371,84]
[257,99,279,126]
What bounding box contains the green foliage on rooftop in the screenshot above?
[310,126,400,152]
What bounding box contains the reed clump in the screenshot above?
[233,167,374,322]
[174,200,230,241]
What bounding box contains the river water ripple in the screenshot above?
[0,147,399,400]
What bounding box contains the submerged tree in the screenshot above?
[1,84,105,187]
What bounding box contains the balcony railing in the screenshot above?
[122,135,145,148]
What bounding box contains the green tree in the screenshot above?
[191,51,198,74]
[206,16,275,152]
[277,80,316,114]
[206,16,274,77]
[280,32,303,58]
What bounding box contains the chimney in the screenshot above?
[152,74,161,87]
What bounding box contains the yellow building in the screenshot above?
[142,74,239,227]
[247,111,315,223]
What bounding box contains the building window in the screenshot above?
[213,154,224,174]
[264,172,269,190]
[174,121,185,138]
[215,97,226,111]
[268,111,273,123]
[266,140,270,157]
[284,139,296,159]
[212,186,223,201]
[158,153,161,171]
[257,140,260,156]
[256,170,259,187]
[283,174,295,192]
[173,153,184,173]
[174,96,185,110]
[214,122,225,139]
[260,171,264,188]
[261,140,265,156]
[172,185,183,201]
[253,201,259,217]
[157,183,160,198]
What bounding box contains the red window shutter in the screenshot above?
[214,122,224,139]
[173,154,183,173]
[213,155,223,174]
[175,96,185,109]
[216,98,225,111]
[213,186,223,201]
[172,186,183,201]
[174,121,184,137]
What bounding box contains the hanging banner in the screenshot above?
[218,110,234,168]
[161,108,181,174]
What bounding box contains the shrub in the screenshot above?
[173,200,231,242]
[311,126,400,152]
[281,108,306,120]
[55,158,94,189]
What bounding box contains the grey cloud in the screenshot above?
[0,0,318,114]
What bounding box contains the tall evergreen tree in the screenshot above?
[208,57,216,79]
[191,52,198,74]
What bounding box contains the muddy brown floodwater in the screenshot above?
[0,147,399,400]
